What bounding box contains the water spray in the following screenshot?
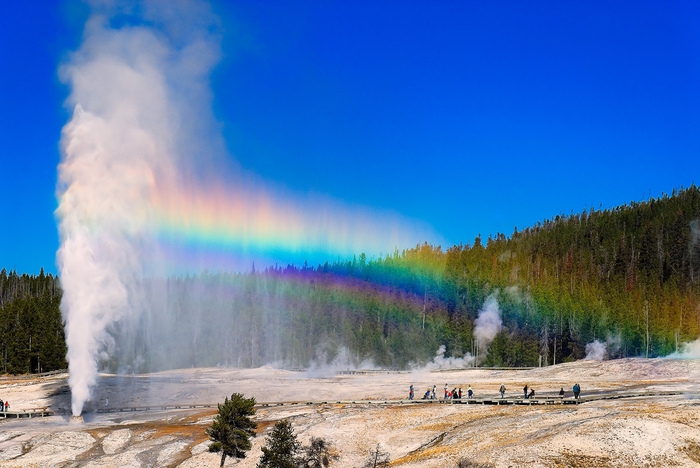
[56,0,435,416]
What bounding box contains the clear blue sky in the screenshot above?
[2,0,700,275]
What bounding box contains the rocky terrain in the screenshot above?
[0,358,699,467]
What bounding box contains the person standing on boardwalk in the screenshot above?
[432,385,436,400]
[409,384,414,400]
[523,384,528,399]
[499,383,506,399]
[444,383,448,399]
[573,383,581,399]
[559,387,565,398]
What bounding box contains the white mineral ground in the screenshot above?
[0,358,699,467]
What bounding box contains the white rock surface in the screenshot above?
[0,358,698,467]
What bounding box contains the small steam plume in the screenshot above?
[584,340,606,361]
[305,346,378,378]
[474,294,503,364]
[606,333,622,357]
[666,339,700,359]
[423,345,475,370]
[584,333,622,361]
[690,219,700,248]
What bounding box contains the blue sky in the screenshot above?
[2,0,700,274]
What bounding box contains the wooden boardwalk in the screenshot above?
[0,391,686,420]
[255,390,683,408]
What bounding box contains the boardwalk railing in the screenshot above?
[0,391,687,420]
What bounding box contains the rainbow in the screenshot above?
[148,178,438,268]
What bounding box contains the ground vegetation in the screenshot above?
[207,393,258,467]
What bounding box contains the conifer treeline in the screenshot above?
[0,269,66,373]
[3,186,700,373]
[287,185,700,366]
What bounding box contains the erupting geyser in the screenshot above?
[69,415,85,424]
[56,0,435,417]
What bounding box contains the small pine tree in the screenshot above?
[257,419,301,468]
[360,444,390,468]
[300,436,336,468]
[207,393,258,467]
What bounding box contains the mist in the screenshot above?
[584,340,606,361]
[56,0,434,416]
[473,294,503,363]
[422,345,475,371]
[666,339,700,359]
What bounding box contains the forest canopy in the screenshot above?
[3,186,700,374]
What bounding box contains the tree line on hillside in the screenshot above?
[3,186,700,374]
[276,185,700,365]
[319,186,700,364]
[0,269,66,373]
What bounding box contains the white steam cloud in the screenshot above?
[423,345,475,370]
[584,333,622,361]
[474,294,503,362]
[57,1,216,415]
[420,293,504,371]
[584,340,606,361]
[690,219,700,248]
[666,339,700,359]
[304,346,379,378]
[56,0,435,416]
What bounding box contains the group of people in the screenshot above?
[408,383,475,400]
[409,383,583,401]
[520,383,582,400]
[0,398,9,412]
[522,385,536,399]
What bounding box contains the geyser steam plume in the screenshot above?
[473,294,503,363]
[56,1,435,416]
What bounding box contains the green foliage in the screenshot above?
[5,186,700,373]
[257,419,301,468]
[0,269,65,374]
[207,393,258,467]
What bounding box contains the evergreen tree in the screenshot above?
[300,436,336,468]
[207,393,258,467]
[360,444,390,468]
[257,419,302,468]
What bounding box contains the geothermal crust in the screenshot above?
[0,358,699,467]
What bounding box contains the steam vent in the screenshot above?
[69,415,84,424]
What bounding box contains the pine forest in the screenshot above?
[3,186,700,374]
